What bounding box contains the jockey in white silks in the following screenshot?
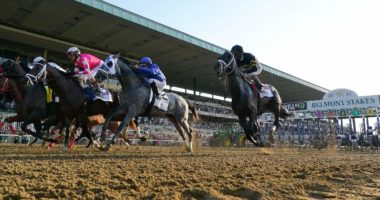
[133,57,167,96]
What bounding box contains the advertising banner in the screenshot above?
[307,95,379,111]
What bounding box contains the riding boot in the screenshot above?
[92,82,102,96]
[253,75,264,91]
[150,82,159,96]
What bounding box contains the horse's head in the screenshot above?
[99,55,120,76]
[214,51,237,79]
[0,60,13,74]
[0,59,27,77]
[26,63,47,85]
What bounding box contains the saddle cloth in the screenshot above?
[154,93,169,111]
[259,85,274,98]
[94,88,113,102]
[249,82,274,99]
[149,90,169,111]
[83,87,113,102]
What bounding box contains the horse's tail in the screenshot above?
[187,100,200,122]
[280,106,293,119]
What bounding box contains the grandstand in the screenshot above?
[0,0,331,145]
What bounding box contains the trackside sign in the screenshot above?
[307,95,380,111]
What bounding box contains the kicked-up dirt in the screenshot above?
[0,144,379,199]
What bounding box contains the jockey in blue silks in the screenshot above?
[134,57,166,96]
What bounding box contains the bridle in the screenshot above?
[100,55,121,76]
[25,63,47,86]
[1,60,32,80]
[216,51,237,79]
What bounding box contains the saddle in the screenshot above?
[143,88,169,116]
[242,76,273,99]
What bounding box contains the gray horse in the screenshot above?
[214,51,291,145]
[98,55,199,152]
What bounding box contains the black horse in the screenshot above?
[0,75,63,145]
[27,62,93,148]
[98,55,199,152]
[214,51,291,145]
[0,60,56,142]
[28,62,141,148]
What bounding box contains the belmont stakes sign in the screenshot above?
[307,95,380,111]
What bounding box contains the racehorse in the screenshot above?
[27,62,94,148]
[28,62,141,148]
[0,75,61,145]
[0,60,56,142]
[98,55,199,152]
[214,51,291,145]
[0,75,21,104]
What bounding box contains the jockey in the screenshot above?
[31,56,60,115]
[134,57,166,96]
[31,56,46,66]
[32,56,68,73]
[66,47,104,95]
[231,45,264,91]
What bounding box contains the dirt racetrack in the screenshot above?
[0,144,379,200]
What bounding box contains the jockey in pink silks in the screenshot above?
[66,47,104,94]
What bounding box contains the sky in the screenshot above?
[104,0,380,97]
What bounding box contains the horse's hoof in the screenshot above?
[85,140,93,148]
[93,140,101,148]
[246,135,258,145]
[99,143,111,151]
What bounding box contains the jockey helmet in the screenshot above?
[66,46,81,57]
[139,57,152,65]
[231,45,243,54]
[32,56,46,64]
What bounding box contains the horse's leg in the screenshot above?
[29,119,43,146]
[112,110,137,145]
[239,116,258,145]
[100,108,122,142]
[179,120,194,153]
[119,126,130,146]
[273,104,281,129]
[167,117,188,151]
[29,137,39,146]
[75,120,86,142]
[21,113,57,143]
[81,126,93,148]
[78,114,93,148]
[130,117,146,141]
[21,121,42,142]
[33,120,45,147]
[62,117,71,150]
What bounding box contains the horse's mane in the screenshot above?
[46,64,82,89]
[118,56,132,66]
[117,56,147,84]
[19,62,30,73]
[46,63,70,77]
